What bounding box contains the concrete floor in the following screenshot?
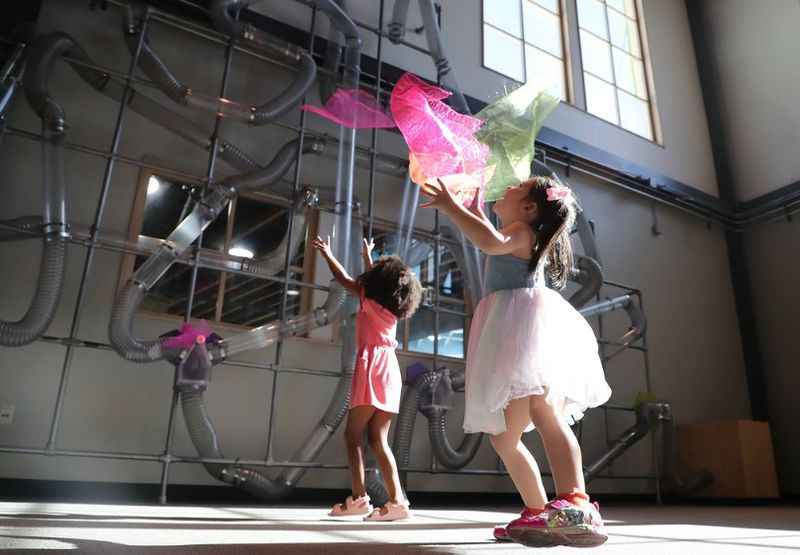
[0,501,798,553]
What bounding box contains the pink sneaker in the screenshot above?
[508,498,608,548]
[493,525,512,541]
[495,507,547,543]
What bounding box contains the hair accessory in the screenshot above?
[546,185,572,202]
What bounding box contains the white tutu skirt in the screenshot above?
[463,287,612,435]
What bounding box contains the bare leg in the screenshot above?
[489,397,548,509]
[345,405,376,498]
[528,395,585,495]
[367,410,405,506]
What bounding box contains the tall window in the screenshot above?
[576,0,654,139]
[482,0,568,100]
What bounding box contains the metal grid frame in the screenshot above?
[0,0,659,503]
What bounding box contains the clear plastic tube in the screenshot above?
[185,90,255,123]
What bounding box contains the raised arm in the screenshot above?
[421,180,532,255]
[362,237,374,271]
[312,235,361,295]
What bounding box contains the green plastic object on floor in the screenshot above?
[475,83,559,202]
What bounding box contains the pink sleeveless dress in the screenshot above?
[350,289,402,413]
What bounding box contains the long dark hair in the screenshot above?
[524,176,576,290]
[357,255,422,319]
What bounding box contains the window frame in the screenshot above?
[117,162,318,332]
[574,0,662,143]
[367,221,471,363]
[480,0,575,104]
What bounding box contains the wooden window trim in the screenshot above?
[480,0,573,104]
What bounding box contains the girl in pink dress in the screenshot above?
[313,235,422,521]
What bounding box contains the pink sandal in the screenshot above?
[364,501,411,522]
[328,495,373,517]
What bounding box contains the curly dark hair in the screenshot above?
[357,255,422,319]
[524,176,576,290]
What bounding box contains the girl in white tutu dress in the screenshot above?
[421,176,611,548]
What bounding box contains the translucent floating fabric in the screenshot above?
[391,73,489,204]
[474,82,559,202]
[411,153,495,207]
[302,88,395,129]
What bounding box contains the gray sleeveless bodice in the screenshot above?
[484,254,545,295]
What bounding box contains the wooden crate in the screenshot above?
[678,420,779,498]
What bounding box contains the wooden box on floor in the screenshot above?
[678,420,779,498]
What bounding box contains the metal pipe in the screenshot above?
[367,0,385,240]
[163,26,238,506]
[158,389,180,504]
[0,36,74,347]
[269,3,319,464]
[35,22,150,450]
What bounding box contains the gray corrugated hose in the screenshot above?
[568,255,603,309]
[318,0,348,104]
[31,31,259,173]
[393,367,482,470]
[179,280,349,499]
[0,34,70,347]
[126,1,316,126]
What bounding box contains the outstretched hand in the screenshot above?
[312,235,334,259]
[420,178,458,212]
[467,186,486,218]
[362,237,375,258]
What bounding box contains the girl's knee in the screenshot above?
[489,433,515,455]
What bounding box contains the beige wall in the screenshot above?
[744,221,800,493]
[0,0,751,496]
[695,0,800,201]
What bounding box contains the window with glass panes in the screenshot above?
[576,0,653,139]
[120,172,316,329]
[482,0,568,100]
[369,227,468,360]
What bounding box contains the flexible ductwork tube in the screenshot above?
[423,369,482,469]
[179,280,350,500]
[568,255,603,309]
[318,0,347,104]
[31,31,258,173]
[0,35,71,347]
[418,0,470,114]
[126,1,316,125]
[180,389,230,478]
[393,367,482,470]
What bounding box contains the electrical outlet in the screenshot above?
[0,405,15,425]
